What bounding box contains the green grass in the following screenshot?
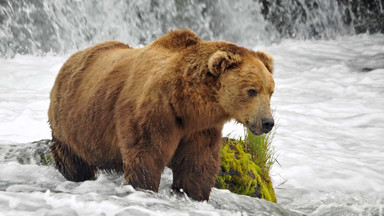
[242,126,277,182]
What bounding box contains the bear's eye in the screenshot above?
[247,89,258,97]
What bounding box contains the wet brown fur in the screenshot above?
[48,29,275,201]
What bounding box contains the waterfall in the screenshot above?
[0,0,383,57]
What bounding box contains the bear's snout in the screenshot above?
[261,118,274,133]
[247,117,274,136]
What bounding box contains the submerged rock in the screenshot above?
[0,139,53,165]
[215,138,277,203]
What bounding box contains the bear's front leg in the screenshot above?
[170,127,222,201]
[119,122,180,192]
[121,148,165,192]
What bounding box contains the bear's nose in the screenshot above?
[261,118,274,133]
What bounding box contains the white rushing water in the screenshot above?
[0,33,383,215]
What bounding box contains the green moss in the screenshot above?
[31,139,55,166]
[216,138,277,203]
[40,153,54,166]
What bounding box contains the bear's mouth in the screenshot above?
[246,121,263,136]
[248,127,263,136]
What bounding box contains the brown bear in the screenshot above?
[48,29,275,201]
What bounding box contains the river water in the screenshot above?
[1,0,384,215]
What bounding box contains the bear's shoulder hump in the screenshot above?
[152,29,202,50]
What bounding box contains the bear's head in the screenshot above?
[208,47,275,136]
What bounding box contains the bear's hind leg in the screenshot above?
[50,137,96,182]
[169,127,222,201]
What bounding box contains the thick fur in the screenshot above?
[48,29,275,201]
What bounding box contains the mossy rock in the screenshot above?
[215,138,277,203]
[32,139,55,166]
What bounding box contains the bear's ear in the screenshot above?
[255,51,274,74]
[208,51,241,76]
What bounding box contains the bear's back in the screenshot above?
[48,41,132,146]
